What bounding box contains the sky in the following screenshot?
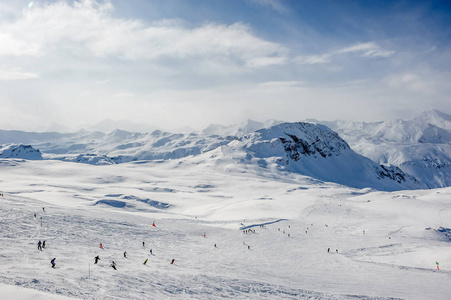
[0,0,450,132]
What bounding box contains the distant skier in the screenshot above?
[149,249,152,255]
[51,258,56,268]
[123,251,127,258]
[170,259,175,264]
[100,243,103,249]
[34,213,36,218]
[42,240,46,249]
[37,240,42,250]
[143,241,145,247]
[152,222,156,227]
[110,261,117,270]
[143,259,148,265]
[336,249,338,253]
[248,245,250,250]
[94,255,100,264]
[214,244,217,248]
[42,207,45,212]
[328,248,330,253]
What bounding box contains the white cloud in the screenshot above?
[0,0,287,68]
[259,81,304,87]
[294,42,394,65]
[247,0,288,14]
[0,68,39,80]
[338,42,394,58]
[293,54,331,65]
[385,73,434,94]
[113,92,134,98]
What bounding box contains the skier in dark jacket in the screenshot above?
[94,255,100,264]
[110,261,117,270]
[123,251,127,258]
[42,240,46,249]
[51,258,56,268]
[37,240,42,250]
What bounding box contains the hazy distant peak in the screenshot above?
[413,109,451,131]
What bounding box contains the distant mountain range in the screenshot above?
[0,110,450,190]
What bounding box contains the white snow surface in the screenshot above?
[0,154,450,299]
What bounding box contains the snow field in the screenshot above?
[0,159,450,299]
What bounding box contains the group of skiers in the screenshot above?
[37,240,46,250]
[91,241,175,270]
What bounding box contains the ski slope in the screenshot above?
[0,158,450,299]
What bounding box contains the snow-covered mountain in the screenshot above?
[0,144,42,160]
[202,119,284,137]
[216,122,425,191]
[317,110,451,188]
[0,110,450,189]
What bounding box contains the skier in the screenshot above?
[150,249,152,255]
[100,243,103,249]
[94,255,100,264]
[143,241,145,247]
[110,261,117,270]
[51,258,56,268]
[336,249,338,253]
[34,213,36,218]
[328,248,330,253]
[42,240,46,248]
[123,251,127,258]
[248,245,250,250]
[143,259,148,265]
[42,207,45,212]
[152,222,156,227]
[171,259,175,264]
[214,244,217,248]
[37,240,42,250]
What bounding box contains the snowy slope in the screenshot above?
[0,156,450,299]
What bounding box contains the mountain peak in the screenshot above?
[0,144,43,160]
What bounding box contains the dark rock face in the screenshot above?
[272,123,350,161]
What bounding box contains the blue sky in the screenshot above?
[0,0,450,131]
